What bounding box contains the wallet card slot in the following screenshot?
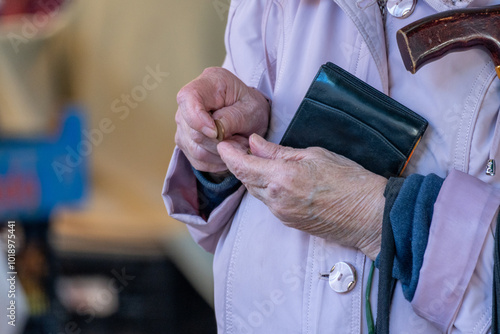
[280,99,408,177]
[324,62,424,124]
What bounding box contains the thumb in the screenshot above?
[249,134,302,161]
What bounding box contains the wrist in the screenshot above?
[355,175,386,260]
[205,171,233,183]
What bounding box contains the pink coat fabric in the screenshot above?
[163,0,500,332]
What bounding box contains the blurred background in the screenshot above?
[0,0,229,333]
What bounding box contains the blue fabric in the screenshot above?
[376,177,405,334]
[389,173,444,301]
[192,168,241,219]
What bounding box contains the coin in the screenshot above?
[214,119,225,141]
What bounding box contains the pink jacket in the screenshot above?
[163,0,500,332]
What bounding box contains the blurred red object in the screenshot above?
[0,0,65,16]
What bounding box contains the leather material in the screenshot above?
[280,62,428,178]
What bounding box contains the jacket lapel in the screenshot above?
[333,0,389,93]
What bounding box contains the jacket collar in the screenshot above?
[333,0,389,93]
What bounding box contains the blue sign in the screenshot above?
[0,105,88,222]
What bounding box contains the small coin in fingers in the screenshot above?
[214,119,225,141]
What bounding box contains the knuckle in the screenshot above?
[270,147,282,160]
[308,147,326,156]
[178,136,198,157]
[232,109,246,126]
[269,145,288,160]
[202,66,223,78]
[280,170,296,186]
[267,182,282,199]
[176,86,190,104]
[230,162,244,179]
[174,123,190,146]
[202,66,217,74]
[174,109,183,126]
[191,130,205,144]
[175,130,190,151]
[189,144,207,161]
[229,159,250,180]
[176,83,202,107]
[174,131,182,146]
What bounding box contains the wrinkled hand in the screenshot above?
[218,134,388,260]
[175,67,270,173]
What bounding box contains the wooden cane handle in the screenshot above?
[397,5,500,78]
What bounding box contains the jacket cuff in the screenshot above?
[162,147,246,252]
[192,168,241,219]
[411,169,500,332]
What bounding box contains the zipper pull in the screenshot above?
[486,113,500,177]
[486,159,496,176]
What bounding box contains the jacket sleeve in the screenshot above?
[221,0,278,96]
[410,169,500,333]
[162,0,276,253]
[162,147,246,253]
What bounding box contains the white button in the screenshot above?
[386,0,416,19]
[328,262,357,293]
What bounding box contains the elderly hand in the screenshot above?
[175,67,270,173]
[218,134,388,260]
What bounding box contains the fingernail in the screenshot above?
[250,133,263,145]
[202,126,217,138]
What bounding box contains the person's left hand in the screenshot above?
[217,134,388,260]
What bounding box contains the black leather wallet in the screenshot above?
[280,62,428,178]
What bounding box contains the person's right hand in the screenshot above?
[175,67,270,173]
